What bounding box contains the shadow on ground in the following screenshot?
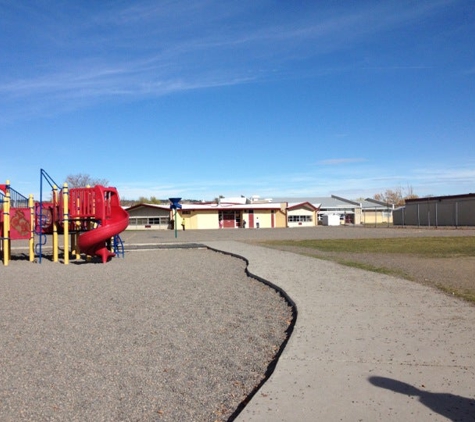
[369,376,475,421]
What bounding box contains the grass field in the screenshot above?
[260,236,475,304]
[262,236,475,258]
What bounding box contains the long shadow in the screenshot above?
[369,376,475,421]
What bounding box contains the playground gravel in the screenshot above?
[0,248,292,422]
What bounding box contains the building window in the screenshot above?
[288,215,312,222]
[128,216,169,226]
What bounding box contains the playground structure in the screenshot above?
[0,170,129,265]
[0,182,34,266]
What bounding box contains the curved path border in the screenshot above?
[203,241,475,422]
[205,246,298,421]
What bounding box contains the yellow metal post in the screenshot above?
[71,232,80,260]
[29,194,34,262]
[3,180,10,266]
[52,185,59,262]
[62,183,69,265]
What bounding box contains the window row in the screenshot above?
[129,217,170,226]
[288,215,312,222]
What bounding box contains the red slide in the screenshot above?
[77,187,129,263]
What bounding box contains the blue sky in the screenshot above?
[1,0,474,201]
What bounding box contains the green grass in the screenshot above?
[260,236,475,304]
[262,236,475,258]
[435,284,475,304]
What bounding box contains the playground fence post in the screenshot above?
[52,185,59,263]
[62,183,69,265]
[3,180,10,266]
[29,194,34,262]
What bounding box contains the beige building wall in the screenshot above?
[252,210,287,228]
[354,208,362,225]
[274,209,287,228]
[254,211,271,228]
[362,210,393,225]
[194,211,219,229]
[179,211,217,230]
[287,207,316,228]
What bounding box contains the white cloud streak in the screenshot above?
[0,0,455,120]
[111,160,475,201]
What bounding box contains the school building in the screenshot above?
[126,201,287,230]
[126,194,395,230]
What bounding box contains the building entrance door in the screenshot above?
[248,210,254,228]
[222,211,236,228]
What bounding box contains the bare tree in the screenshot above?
[373,185,418,206]
[65,173,109,188]
[135,196,165,204]
[404,185,419,201]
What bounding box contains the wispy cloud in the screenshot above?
[318,158,368,166]
[111,159,475,202]
[0,0,455,121]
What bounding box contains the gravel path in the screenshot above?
[0,249,293,421]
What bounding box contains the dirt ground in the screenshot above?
[262,244,475,303]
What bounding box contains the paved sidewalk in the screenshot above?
[204,241,475,422]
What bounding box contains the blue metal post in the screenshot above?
[169,197,182,239]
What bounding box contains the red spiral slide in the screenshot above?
[77,186,129,263]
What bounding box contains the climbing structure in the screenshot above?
[71,185,129,263]
[36,169,129,264]
[1,170,129,265]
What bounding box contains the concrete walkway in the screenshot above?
[203,241,475,422]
